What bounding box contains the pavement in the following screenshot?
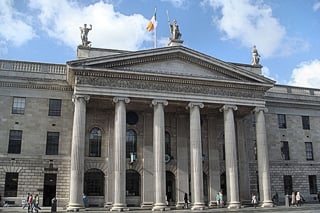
[2,204,320,213]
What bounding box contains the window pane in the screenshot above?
[89,128,102,157]
[305,142,314,160]
[46,132,59,155]
[281,141,290,160]
[278,114,287,129]
[309,175,318,194]
[4,173,18,197]
[126,129,137,158]
[48,99,61,116]
[12,97,26,114]
[8,130,22,154]
[302,116,310,130]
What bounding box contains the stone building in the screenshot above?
[1,45,320,211]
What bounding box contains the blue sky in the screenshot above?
[1,0,320,88]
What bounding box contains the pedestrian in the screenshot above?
[219,191,224,207]
[28,194,33,213]
[51,196,57,212]
[296,191,302,206]
[82,194,88,208]
[33,194,40,213]
[184,193,188,209]
[251,193,257,208]
[22,193,30,210]
[215,193,220,207]
[291,191,296,207]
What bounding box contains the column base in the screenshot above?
[261,200,274,207]
[191,202,207,210]
[104,202,113,210]
[227,201,241,209]
[152,203,170,211]
[111,203,128,212]
[66,203,83,212]
[175,201,185,209]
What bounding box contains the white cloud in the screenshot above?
[161,0,187,8]
[28,0,152,50]
[0,0,35,47]
[288,59,320,88]
[313,1,320,11]
[202,0,308,58]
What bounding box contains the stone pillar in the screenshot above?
[255,107,273,207]
[152,100,169,211]
[220,105,240,208]
[175,114,189,209]
[67,95,90,211]
[188,102,206,210]
[111,97,130,211]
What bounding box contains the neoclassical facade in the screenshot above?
[1,45,320,211]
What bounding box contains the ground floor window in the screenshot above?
[4,172,18,197]
[283,175,292,195]
[309,175,318,194]
[84,169,104,196]
[126,170,140,196]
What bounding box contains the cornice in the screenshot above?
[0,80,72,91]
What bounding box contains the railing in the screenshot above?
[0,59,66,75]
[268,84,320,96]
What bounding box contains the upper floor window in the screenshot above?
[305,142,314,161]
[280,141,290,160]
[278,114,287,129]
[165,131,171,157]
[126,129,137,159]
[89,127,102,157]
[48,99,61,116]
[46,132,59,155]
[4,172,18,197]
[12,97,26,114]
[8,130,22,154]
[302,116,310,130]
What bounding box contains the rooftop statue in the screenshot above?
[168,19,182,40]
[251,45,261,66]
[80,24,92,47]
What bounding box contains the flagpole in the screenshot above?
[154,7,157,48]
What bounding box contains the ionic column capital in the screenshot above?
[254,106,268,113]
[219,104,237,112]
[152,99,168,106]
[72,94,90,103]
[187,102,204,109]
[113,97,130,104]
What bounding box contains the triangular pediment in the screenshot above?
[68,46,275,86]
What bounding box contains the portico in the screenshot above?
[66,46,275,210]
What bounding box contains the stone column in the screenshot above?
[188,102,206,210]
[220,105,240,208]
[152,100,169,211]
[67,95,90,211]
[111,97,130,211]
[255,107,273,207]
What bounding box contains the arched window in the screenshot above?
[84,169,104,196]
[126,170,140,196]
[89,127,102,157]
[165,131,171,156]
[126,129,137,158]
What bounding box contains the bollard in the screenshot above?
[285,194,289,207]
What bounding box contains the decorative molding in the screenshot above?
[151,99,168,106]
[0,81,72,91]
[254,107,268,113]
[188,102,204,109]
[113,97,130,104]
[72,94,90,103]
[219,104,238,112]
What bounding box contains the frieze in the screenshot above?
[0,81,72,91]
[77,76,265,99]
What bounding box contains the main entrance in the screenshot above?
[43,174,57,206]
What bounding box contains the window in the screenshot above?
[126,111,139,125]
[309,175,318,194]
[305,142,314,160]
[126,170,140,196]
[89,128,102,157]
[278,114,287,129]
[12,97,25,114]
[48,99,61,116]
[126,129,137,158]
[280,141,290,160]
[283,175,292,195]
[8,130,22,154]
[84,169,104,196]
[4,173,18,197]
[302,116,310,130]
[46,132,59,155]
[165,131,171,156]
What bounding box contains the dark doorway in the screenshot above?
[43,174,57,206]
[220,172,226,197]
[166,171,175,203]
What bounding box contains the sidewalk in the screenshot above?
[2,204,320,213]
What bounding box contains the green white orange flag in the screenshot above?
[146,10,157,32]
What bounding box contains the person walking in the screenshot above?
[28,194,33,213]
[291,191,296,207]
[251,193,258,208]
[296,191,302,206]
[51,196,57,212]
[184,193,188,209]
